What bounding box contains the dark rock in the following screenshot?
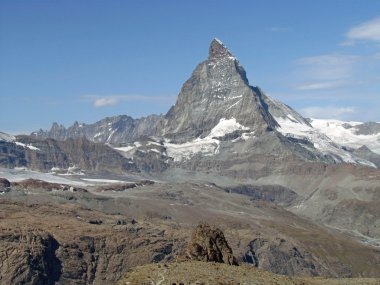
[88,219,103,225]
[225,184,299,206]
[0,230,61,285]
[184,223,238,265]
[0,178,11,193]
[243,237,322,276]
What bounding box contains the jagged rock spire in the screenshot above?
[208,38,234,59]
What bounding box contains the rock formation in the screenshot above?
[184,223,238,265]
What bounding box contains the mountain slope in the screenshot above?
[162,39,278,141]
[0,135,138,174]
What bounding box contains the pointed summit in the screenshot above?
[163,38,278,141]
[209,38,234,59]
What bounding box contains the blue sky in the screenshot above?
[1,0,380,134]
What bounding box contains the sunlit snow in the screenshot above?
[275,116,376,167]
[165,118,249,162]
[0,132,15,142]
[311,119,380,154]
[15,141,40,151]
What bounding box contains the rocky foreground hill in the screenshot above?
[118,261,380,285]
[1,178,380,284]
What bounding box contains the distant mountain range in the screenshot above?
[27,38,380,169]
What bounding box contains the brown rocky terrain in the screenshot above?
[0,200,183,284]
[117,261,380,285]
[1,178,380,284]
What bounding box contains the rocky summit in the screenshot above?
[163,38,278,141]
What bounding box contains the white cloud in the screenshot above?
[300,106,355,120]
[94,97,119,107]
[346,17,380,43]
[81,94,175,108]
[296,54,360,80]
[296,80,348,91]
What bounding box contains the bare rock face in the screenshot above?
[243,237,326,276]
[0,201,180,285]
[0,230,61,285]
[184,223,238,265]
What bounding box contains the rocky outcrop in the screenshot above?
[0,230,61,285]
[184,223,238,265]
[0,140,28,169]
[243,236,324,276]
[0,178,10,191]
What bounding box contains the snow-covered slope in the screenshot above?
[310,119,380,154]
[0,132,15,142]
[115,118,253,162]
[165,118,250,161]
[274,115,376,167]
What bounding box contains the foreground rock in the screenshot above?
[183,223,238,265]
[0,230,60,285]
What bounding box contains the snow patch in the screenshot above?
[114,145,135,152]
[226,98,242,111]
[311,119,380,154]
[208,118,249,138]
[165,118,250,162]
[146,141,162,146]
[275,117,376,167]
[15,141,40,151]
[0,132,15,142]
[241,131,255,141]
[0,167,87,185]
[81,178,127,184]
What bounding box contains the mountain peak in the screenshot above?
[209,38,234,59]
